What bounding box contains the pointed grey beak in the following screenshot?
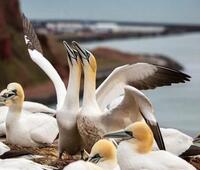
[0,89,17,104]
[104,129,133,140]
[72,41,90,62]
[63,41,77,65]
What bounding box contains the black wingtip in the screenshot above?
[0,150,31,159]
[141,111,166,150]
[180,145,200,158]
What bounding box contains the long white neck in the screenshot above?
[82,68,99,109]
[6,102,22,125]
[61,66,81,111]
[28,50,67,110]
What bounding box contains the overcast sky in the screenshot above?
[20,0,200,24]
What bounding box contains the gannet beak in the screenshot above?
[72,41,90,63]
[0,89,17,105]
[88,153,101,164]
[104,129,133,141]
[63,41,77,65]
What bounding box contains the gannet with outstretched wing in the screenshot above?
[72,41,190,152]
[104,122,196,170]
[0,83,58,147]
[22,15,82,157]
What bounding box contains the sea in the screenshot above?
[82,33,200,136]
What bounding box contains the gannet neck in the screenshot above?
[62,65,81,110]
[82,68,98,108]
[6,102,22,124]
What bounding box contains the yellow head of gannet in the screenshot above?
[89,139,117,164]
[104,122,154,153]
[0,83,24,108]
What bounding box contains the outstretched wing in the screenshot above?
[22,14,66,110]
[101,85,165,150]
[96,63,190,111]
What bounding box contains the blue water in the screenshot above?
[83,33,200,136]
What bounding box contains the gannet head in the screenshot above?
[88,139,117,164]
[104,122,154,153]
[72,41,97,74]
[63,41,81,72]
[0,83,24,107]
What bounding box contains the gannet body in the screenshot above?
[22,16,82,156]
[0,158,53,170]
[0,142,10,156]
[64,160,103,170]
[104,122,196,170]
[72,41,190,152]
[0,102,56,136]
[0,83,58,147]
[56,42,82,157]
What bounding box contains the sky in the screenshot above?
[20,0,200,24]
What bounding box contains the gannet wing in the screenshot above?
[23,101,56,114]
[28,114,58,144]
[22,14,66,110]
[96,63,190,111]
[0,142,10,156]
[102,85,165,150]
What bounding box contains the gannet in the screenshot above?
[104,122,196,170]
[0,158,53,170]
[64,139,120,170]
[0,83,58,147]
[88,139,120,170]
[72,41,190,152]
[56,42,82,158]
[22,15,82,157]
[0,102,56,136]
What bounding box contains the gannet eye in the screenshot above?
[88,153,102,163]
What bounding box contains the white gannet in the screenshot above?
[104,122,196,170]
[64,139,120,170]
[88,139,120,170]
[72,41,190,152]
[56,42,82,158]
[0,158,53,170]
[22,15,83,157]
[0,83,58,147]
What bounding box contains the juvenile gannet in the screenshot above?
[72,41,190,152]
[104,122,196,170]
[0,83,58,147]
[56,42,82,158]
[88,139,120,170]
[0,158,53,170]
